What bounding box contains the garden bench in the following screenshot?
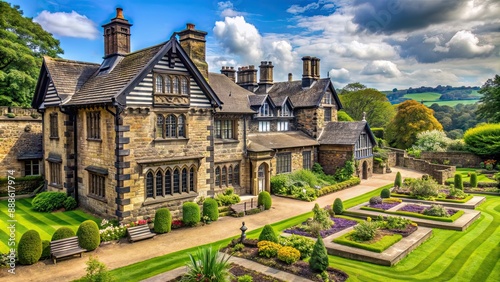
[127,224,156,242]
[50,236,86,264]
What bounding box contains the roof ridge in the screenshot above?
[44,56,100,66]
[124,41,167,57]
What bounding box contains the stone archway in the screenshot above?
[362,161,368,180]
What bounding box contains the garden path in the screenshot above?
[4,168,423,282]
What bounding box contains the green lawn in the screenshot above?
[403,92,442,101]
[446,168,496,184]
[0,198,100,253]
[423,100,479,107]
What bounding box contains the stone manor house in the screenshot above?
[31,9,376,221]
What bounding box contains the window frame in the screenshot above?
[276,153,292,174]
[277,121,289,131]
[258,121,270,132]
[24,160,40,176]
[214,119,236,140]
[302,151,312,170]
[48,161,62,187]
[86,111,101,140]
[154,73,190,95]
[214,164,240,188]
[88,172,106,199]
[49,113,58,139]
[324,107,332,122]
[156,113,187,139]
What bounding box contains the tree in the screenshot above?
[476,75,500,122]
[337,110,354,121]
[0,2,63,106]
[339,88,395,127]
[385,100,443,149]
[412,130,451,152]
[339,82,367,94]
[309,236,328,272]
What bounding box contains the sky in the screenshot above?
[9,0,500,90]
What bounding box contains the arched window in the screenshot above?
[178,114,185,137]
[182,168,188,192]
[228,166,233,186]
[222,166,227,186]
[181,77,189,95]
[173,169,180,193]
[155,171,163,197]
[156,114,164,138]
[165,76,172,93]
[215,166,220,187]
[166,114,177,138]
[190,167,195,192]
[234,165,240,186]
[155,76,163,93]
[173,77,180,94]
[165,170,172,195]
[146,172,154,198]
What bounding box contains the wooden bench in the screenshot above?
[127,224,156,242]
[50,236,86,264]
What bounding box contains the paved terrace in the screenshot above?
[3,168,423,282]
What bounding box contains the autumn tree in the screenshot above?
[0,2,63,106]
[339,88,395,127]
[385,100,443,149]
[476,75,500,122]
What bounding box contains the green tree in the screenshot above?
[337,110,354,121]
[476,75,500,122]
[339,82,367,94]
[0,2,63,106]
[463,123,500,157]
[309,236,329,272]
[386,100,443,149]
[339,88,395,127]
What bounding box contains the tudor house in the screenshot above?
[32,8,375,221]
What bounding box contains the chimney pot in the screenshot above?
[288,73,293,82]
[187,23,195,30]
[116,8,124,19]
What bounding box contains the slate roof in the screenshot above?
[266,78,341,108]
[247,131,319,152]
[248,94,268,107]
[208,73,256,114]
[43,57,99,103]
[318,121,376,145]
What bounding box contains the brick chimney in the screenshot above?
[302,56,313,87]
[102,8,132,58]
[178,23,209,81]
[237,65,258,92]
[258,61,274,93]
[221,66,236,82]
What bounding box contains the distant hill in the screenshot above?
[382,85,481,105]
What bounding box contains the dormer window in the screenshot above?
[279,104,292,117]
[259,102,271,117]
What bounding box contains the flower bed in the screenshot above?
[284,217,358,238]
[367,202,400,211]
[333,231,403,253]
[391,193,474,203]
[166,263,287,282]
[361,204,465,222]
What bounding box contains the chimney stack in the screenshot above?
[311,57,320,80]
[258,61,274,93]
[221,66,236,82]
[302,56,314,88]
[102,8,132,58]
[288,73,293,82]
[237,65,258,92]
[178,23,209,81]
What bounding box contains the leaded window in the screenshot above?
[50,113,58,138]
[303,151,311,170]
[276,153,292,174]
[165,170,172,194]
[146,172,154,198]
[324,107,332,122]
[89,172,105,198]
[190,167,195,192]
[173,169,180,193]
[24,160,40,176]
[215,120,235,139]
[182,168,188,192]
[259,121,270,132]
[87,111,101,139]
[156,171,163,196]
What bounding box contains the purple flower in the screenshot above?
[447,209,459,215]
[398,204,426,213]
[284,217,357,238]
[369,202,399,210]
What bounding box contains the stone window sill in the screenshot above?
[214,139,239,144]
[48,184,63,189]
[88,194,107,203]
[154,137,189,143]
[143,192,198,206]
[87,138,102,142]
[49,137,60,140]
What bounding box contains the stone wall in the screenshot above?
[295,108,318,138]
[420,151,482,168]
[357,157,373,179]
[271,146,316,176]
[318,144,353,175]
[386,151,397,167]
[0,107,39,117]
[403,156,455,184]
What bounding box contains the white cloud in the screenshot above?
[435,30,495,56]
[361,60,402,78]
[34,10,99,40]
[217,1,246,17]
[287,2,320,14]
[329,68,351,85]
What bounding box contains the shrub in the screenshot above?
[334,159,355,182]
[41,240,51,260]
[449,188,466,199]
[470,172,478,188]
[279,235,315,259]
[232,243,244,252]
[182,202,201,226]
[309,236,328,273]
[215,190,241,206]
[454,174,463,190]
[258,225,278,243]
[63,196,77,211]
[394,172,402,188]
[277,246,300,264]
[333,198,344,215]
[408,178,440,198]
[202,198,219,222]
[312,203,333,230]
[352,221,379,241]
[154,208,172,234]
[238,275,253,282]
[423,204,449,217]
[257,240,282,258]
[85,256,115,282]
[183,246,231,282]
[312,162,324,174]
[257,191,272,210]
[412,130,451,152]
[32,191,67,212]
[17,230,42,265]
[463,123,500,156]
[77,220,100,251]
[316,177,360,197]
[270,174,290,194]
[52,227,75,241]
[291,169,319,187]
[384,216,412,230]
[369,196,383,205]
[337,110,354,122]
[381,188,391,198]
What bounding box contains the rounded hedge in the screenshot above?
[63,196,77,211]
[52,227,76,241]
[18,230,42,265]
[258,224,278,243]
[380,188,391,198]
[258,191,272,210]
[463,123,500,156]
[32,191,67,212]
[41,240,51,259]
[470,172,478,188]
[454,174,463,190]
[154,208,172,234]
[77,220,100,251]
[333,198,344,215]
[202,198,219,221]
[182,202,201,226]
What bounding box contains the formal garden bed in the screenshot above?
[361,202,464,222]
[166,263,287,282]
[283,216,358,239]
[391,176,474,203]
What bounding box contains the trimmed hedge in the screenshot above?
[463,123,500,156]
[41,240,51,259]
[63,196,77,211]
[381,188,391,198]
[154,208,172,234]
[316,177,360,197]
[454,174,464,190]
[77,220,100,251]
[18,230,42,265]
[395,172,402,188]
[32,191,67,212]
[390,193,474,203]
[258,191,272,210]
[371,128,384,139]
[202,198,219,222]
[470,173,478,188]
[182,202,201,226]
[52,227,76,241]
[333,231,402,253]
[258,225,278,243]
[333,198,344,215]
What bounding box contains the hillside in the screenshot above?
[383,85,481,106]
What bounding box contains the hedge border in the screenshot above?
[317,177,361,197]
[360,206,465,222]
[333,231,402,253]
[391,193,474,203]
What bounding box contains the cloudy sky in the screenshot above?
[10,0,500,90]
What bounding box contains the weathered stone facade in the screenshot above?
[318,144,353,175]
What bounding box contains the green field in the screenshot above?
[403,92,442,101]
[470,90,482,97]
[423,100,479,107]
[0,198,100,253]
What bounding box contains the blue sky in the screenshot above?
[9,0,500,90]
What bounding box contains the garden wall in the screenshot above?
[402,157,455,184]
[420,151,482,168]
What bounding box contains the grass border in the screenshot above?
[391,193,474,203]
[333,231,403,253]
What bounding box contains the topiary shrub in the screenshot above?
[380,188,391,198]
[333,198,344,215]
[202,198,219,222]
[182,202,201,226]
[309,236,328,273]
[454,174,463,190]
[470,172,478,188]
[258,224,278,243]
[52,226,76,241]
[394,172,402,188]
[32,191,67,212]
[258,191,272,210]
[154,208,172,234]
[63,196,77,211]
[17,230,42,265]
[369,196,383,205]
[352,220,379,241]
[41,240,51,259]
[77,220,100,251]
[277,246,300,264]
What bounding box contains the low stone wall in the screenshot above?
[403,157,456,184]
[386,151,397,168]
[0,176,44,196]
[0,106,39,117]
[420,151,482,168]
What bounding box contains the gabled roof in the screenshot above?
[318,121,376,145]
[267,78,342,109]
[273,96,294,109]
[247,131,319,152]
[208,73,255,114]
[248,94,276,108]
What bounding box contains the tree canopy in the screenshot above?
[339,88,395,127]
[339,82,367,94]
[385,100,443,149]
[0,2,63,106]
[476,75,500,123]
[463,123,500,157]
